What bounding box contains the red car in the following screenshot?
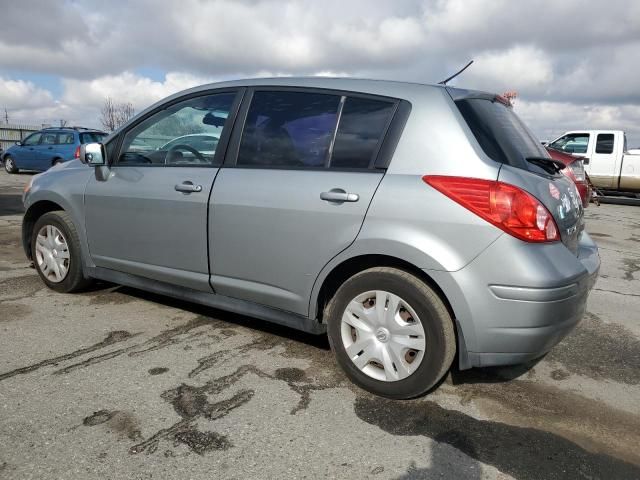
[545,146,591,207]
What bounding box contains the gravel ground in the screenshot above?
[1,169,639,480]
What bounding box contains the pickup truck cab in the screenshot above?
[547,130,640,195]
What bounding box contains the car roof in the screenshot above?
[139,77,447,115]
[40,127,106,134]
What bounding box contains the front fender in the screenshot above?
[23,165,94,270]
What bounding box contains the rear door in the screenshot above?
[39,131,59,168]
[209,88,398,315]
[57,131,77,161]
[85,89,242,291]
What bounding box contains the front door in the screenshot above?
[15,132,42,170]
[84,90,242,291]
[209,89,397,315]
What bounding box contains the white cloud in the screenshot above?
[62,72,215,111]
[516,100,640,146]
[463,45,554,92]
[0,0,639,142]
[0,77,55,109]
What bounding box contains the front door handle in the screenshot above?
[320,189,359,203]
[175,182,202,193]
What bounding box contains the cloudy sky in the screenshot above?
[1,0,639,144]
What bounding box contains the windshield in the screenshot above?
[455,98,553,174]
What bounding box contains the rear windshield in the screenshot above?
[80,132,107,144]
[455,98,550,172]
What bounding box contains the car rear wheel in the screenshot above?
[31,211,92,293]
[4,155,18,173]
[326,267,456,399]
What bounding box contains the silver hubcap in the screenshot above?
[35,225,70,283]
[5,158,14,171]
[341,290,426,382]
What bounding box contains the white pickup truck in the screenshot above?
[547,130,640,195]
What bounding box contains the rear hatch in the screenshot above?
[449,89,584,254]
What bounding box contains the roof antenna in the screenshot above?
[438,60,474,85]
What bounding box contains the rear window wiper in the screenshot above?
[525,156,565,174]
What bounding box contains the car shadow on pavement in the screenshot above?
[449,359,543,386]
[0,194,25,217]
[97,284,332,351]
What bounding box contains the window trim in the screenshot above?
[224,86,408,172]
[111,87,245,168]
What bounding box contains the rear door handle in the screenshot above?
[320,190,359,203]
[175,182,202,193]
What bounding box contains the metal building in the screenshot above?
[0,123,45,151]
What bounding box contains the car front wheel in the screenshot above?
[31,211,92,293]
[326,267,456,399]
[4,155,18,173]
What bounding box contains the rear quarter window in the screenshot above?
[330,97,396,169]
[80,132,107,144]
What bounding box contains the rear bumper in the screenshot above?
[429,232,600,369]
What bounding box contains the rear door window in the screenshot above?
[59,133,75,144]
[330,97,396,169]
[595,133,614,154]
[42,133,58,145]
[238,91,341,168]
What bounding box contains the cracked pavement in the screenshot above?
[1,171,639,479]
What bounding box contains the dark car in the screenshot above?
[2,127,107,174]
[546,146,591,207]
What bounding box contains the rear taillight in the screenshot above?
[423,176,560,243]
[563,159,585,182]
[74,146,80,159]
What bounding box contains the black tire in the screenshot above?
[31,211,93,293]
[325,267,456,399]
[4,155,18,173]
[53,158,64,166]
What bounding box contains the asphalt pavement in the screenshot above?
[1,170,639,480]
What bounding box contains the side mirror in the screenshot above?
[15,141,22,146]
[80,143,106,166]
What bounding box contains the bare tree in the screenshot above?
[100,97,135,132]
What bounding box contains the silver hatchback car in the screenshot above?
[22,78,599,399]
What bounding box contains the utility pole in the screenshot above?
[3,108,8,124]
